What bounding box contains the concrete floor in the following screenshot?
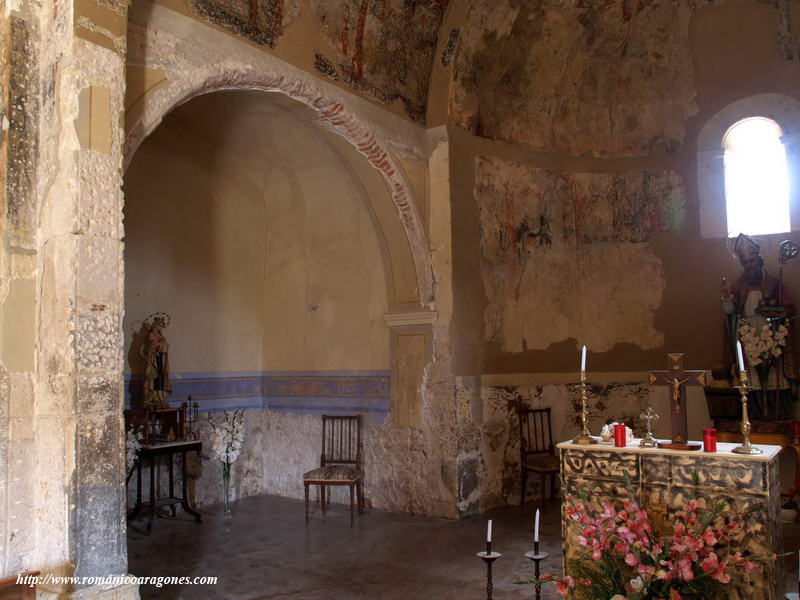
[128,495,800,599]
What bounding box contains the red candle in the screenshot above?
[614,424,627,447]
[703,427,717,452]
[793,421,800,436]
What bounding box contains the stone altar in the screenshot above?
[558,440,783,599]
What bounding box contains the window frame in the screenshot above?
[696,93,800,238]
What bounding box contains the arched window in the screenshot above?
[696,93,800,239]
[723,116,790,236]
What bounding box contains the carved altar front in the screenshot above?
[558,441,783,599]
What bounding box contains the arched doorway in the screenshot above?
[123,88,419,511]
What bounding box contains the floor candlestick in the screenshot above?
[477,550,501,600]
[524,550,549,600]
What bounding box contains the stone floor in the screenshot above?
[128,495,565,599]
[128,495,800,599]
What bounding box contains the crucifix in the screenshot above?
[638,406,659,448]
[649,353,706,450]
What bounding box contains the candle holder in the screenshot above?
[184,396,200,440]
[524,548,549,600]
[477,546,502,600]
[732,370,762,455]
[572,372,597,445]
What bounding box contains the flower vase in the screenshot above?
[221,461,233,519]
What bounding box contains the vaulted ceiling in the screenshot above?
[180,0,800,152]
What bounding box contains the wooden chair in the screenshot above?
[519,407,560,507]
[303,415,364,527]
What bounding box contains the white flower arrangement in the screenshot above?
[739,320,788,367]
[125,427,142,471]
[208,409,245,465]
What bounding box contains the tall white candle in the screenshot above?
[534,509,540,543]
[487,519,492,543]
[581,345,587,373]
[736,340,745,373]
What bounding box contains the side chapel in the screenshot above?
[3,0,800,598]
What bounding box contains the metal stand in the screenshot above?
[572,372,597,445]
[732,370,763,455]
[182,396,200,440]
[477,545,502,600]
[524,546,549,600]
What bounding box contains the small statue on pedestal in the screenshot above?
[141,313,171,410]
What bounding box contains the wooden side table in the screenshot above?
[127,440,202,533]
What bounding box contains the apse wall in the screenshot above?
[123,90,394,507]
[431,0,800,510]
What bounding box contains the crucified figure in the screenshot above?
[657,375,690,414]
[649,354,705,449]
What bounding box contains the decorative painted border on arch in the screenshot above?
[124,3,434,306]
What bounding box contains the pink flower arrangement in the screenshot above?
[528,487,775,600]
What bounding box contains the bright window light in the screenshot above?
[724,116,790,236]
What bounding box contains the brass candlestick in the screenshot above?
[732,369,762,455]
[572,372,597,445]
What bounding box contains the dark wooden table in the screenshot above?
[127,440,202,533]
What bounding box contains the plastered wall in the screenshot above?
[123,2,461,521]
[123,90,390,375]
[14,0,800,588]
[122,89,457,514]
[435,0,800,378]
[424,0,800,513]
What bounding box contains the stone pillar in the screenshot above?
[427,131,481,518]
[0,3,40,577]
[0,0,136,595]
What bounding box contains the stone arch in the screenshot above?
[124,68,434,308]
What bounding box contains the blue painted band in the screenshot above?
[124,370,390,418]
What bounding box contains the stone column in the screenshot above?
[3,0,137,595]
[0,2,40,577]
[427,132,480,518]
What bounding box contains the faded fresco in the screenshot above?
[451,0,699,157]
[309,0,449,123]
[477,156,685,353]
[190,0,300,47]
